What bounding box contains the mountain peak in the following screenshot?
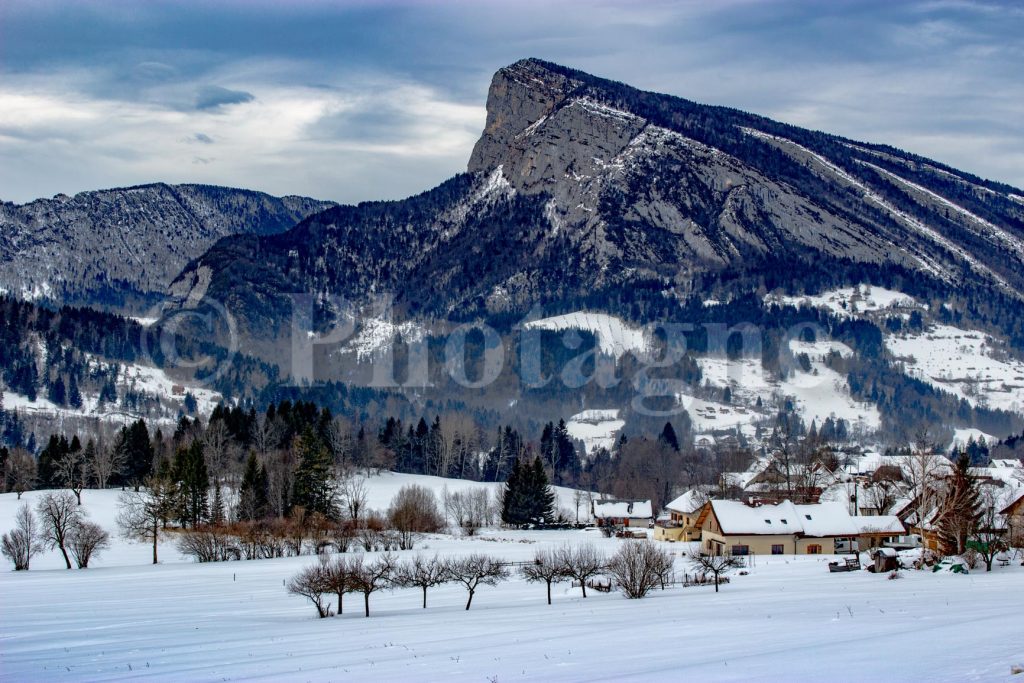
[468,59,586,175]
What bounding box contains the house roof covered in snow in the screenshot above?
[593,499,653,520]
[851,515,905,535]
[707,500,862,537]
[665,489,708,515]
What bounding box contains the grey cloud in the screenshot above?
[192,133,214,144]
[195,85,254,111]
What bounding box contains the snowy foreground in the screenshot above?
[2,486,1023,682]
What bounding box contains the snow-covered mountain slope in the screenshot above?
[523,312,648,359]
[771,284,1024,418]
[887,324,1024,413]
[566,409,624,454]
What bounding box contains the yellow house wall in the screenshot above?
[700,530,836,555]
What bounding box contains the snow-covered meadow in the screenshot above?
[2,482,1023,682]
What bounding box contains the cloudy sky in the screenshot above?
[1,0,1022,204]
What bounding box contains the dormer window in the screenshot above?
[781,519,788,524]
[765,519,771,524]
[805,514,812,520]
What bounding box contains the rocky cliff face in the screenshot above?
[0,184,333,311]
[466,60,1024,293]
[166,59,1024,357]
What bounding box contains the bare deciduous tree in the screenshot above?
[606,540,674,599]
[322,554,356,615]
[287,563,332,618]
[556,543,605,598]
[68,521,110,568]
[36,491,82,569]
[339,472,368,526]
[348,553,396,617]
[903,430,946,540]
[687,548,742,592]
[520,548,569,605]
[1,503,44,570]
[117,477,176,564]
[395,554,449,608]
[56,448,89,505]
[446,554,510,610]
[88,439,124,490]
[4,448,36,499]
[443,488,491,536]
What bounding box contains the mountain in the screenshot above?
[169,58,1024,345]
[0,183,334,312]
[155,59,1024,443]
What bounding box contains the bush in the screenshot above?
[606,540,673,599]
[1,504,44,570]
[177,527,241,562]
[68,521,110,568]
[388,484,444,550]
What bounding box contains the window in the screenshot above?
[805,514,812,520]
[731,545,749,556]
[772,544,784,555]
[764,519,771,525]
[781,519,788,524]
[807,544,822,555]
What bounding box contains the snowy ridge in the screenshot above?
[858,160,1024,261]
[740,127,1004,286]
[570,97,641,123]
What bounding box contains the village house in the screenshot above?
[693,499,904,556]
[592,499,653,529]
[653,489,708,542]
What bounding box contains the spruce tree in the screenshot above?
[526,456,556,524]
[173,441,209,528]
[291,429,335,517]
[239,453,270,520]
[500,458,531,526]
[659,422,680,452]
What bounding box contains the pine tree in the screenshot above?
[659,422,680,452]
[48,375,67,406]
[67,374,83,409]
[238,453,270,520]
[937,453,980,555]
[173,441,209,528]
[291,429,335,517]
[210,485,226,526]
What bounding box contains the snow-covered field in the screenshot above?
[694,347,880,435]
[2,485,1023,682]
[886,324,1024,413]
[566,409,624,454]
[523,312,648,360]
